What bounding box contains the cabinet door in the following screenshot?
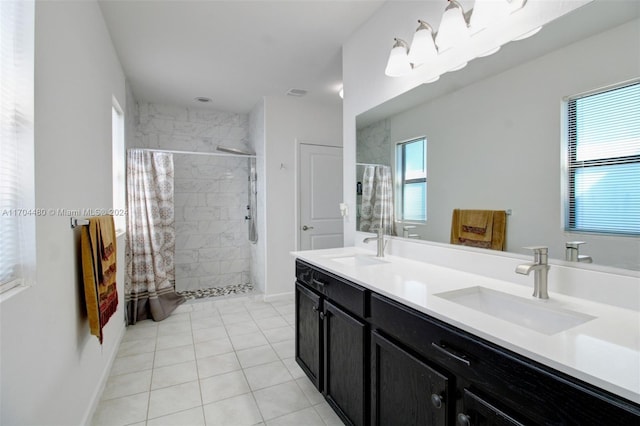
[295,282,322,389]
[324,300,367,426]
[371,330,450,426]
[456,389,527,426]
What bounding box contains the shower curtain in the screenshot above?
[359,165,395,235]
[125,149,184,325]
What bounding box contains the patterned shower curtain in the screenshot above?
[359,165,395,235]
[125,149,184,325]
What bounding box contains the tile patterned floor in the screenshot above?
[92,294,344,426]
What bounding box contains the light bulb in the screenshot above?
[435,0,470,52]
[470,0,510,33]
[385,38,412,77]
[408,20,438,66]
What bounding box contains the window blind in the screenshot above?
[567,81,640,235]
[1,0,35,293]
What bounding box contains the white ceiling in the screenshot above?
[98,0,385,113]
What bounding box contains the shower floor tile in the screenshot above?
[178,282,254,300]
[92,293,344,425]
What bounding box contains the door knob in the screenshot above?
[302,225,314,231]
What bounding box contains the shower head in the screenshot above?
[216,146,255,156]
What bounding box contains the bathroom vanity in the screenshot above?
[293,248,640,426]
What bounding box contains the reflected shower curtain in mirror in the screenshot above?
[359,165,395,235]
[125,149,184,325]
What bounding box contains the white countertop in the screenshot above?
[292,246,640,405]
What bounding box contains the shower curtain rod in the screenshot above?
[128,148,256,159]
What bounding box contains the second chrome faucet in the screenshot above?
[516,246,550,299]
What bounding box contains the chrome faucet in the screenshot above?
[515,246,550,299]
[363,227,387,258]
[565,241,592,263]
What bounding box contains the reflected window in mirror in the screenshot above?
[566,80,640,235]
[396,138,427,223]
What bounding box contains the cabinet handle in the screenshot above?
[312,305,318,312]
[457,413,471,426]
[431,393,444,409]
[431,342,471,366]
[312,278,327,287]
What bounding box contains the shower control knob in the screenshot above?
[302,225,314,231]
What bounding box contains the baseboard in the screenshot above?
[263,291,294,303]
[80,319,127,426]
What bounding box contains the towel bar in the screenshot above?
[70,217,90,228]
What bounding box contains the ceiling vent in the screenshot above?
[286,88,308,97]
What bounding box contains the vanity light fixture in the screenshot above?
[384,38,412,77]
[407,20,438,66]
[512,26,543,41]
[469,0,511,33]
[435,0,470,52]
[384,0,535,78]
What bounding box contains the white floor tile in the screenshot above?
[193,326,227,343]
[195,337,234,359]
[202,393,263,426]
[156,332,194,350]
[122,325,158,342]
[221,311,254,325]
[235,345,279,369]
[256,316,289,331]
[147,406,205,426]
[262,326,294,344]
[117,337,157,357]
[266,407,325,426]
[110,352,155,376]
[229,331,269,351]
[281,357,306,380]
[191,316,225,330]
[147,380,202,419]
[101,370,152,400]
[91,392,148,426]
[270,339,295,359]
[225,320,260,336]
[151,360,199,390]
[244,360,293,391]
[313,401,345,426]
[200,370,251,404]
[158,321,192,336]
[197,352,241,379]
[249,306,280,320]
[154,345,196,368]
[295,377,324,405]
[252,380,311,421]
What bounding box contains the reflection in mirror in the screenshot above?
[356,1,640,270]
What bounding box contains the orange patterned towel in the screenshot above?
[81,215,118,344]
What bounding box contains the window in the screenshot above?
[566,80,640,235]
[396,138,427,222]
[1,0,35,295]
[112,99,125,232]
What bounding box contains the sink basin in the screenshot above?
[435,286,596,335]
[330,254,388,267]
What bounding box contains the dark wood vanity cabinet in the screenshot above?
[295,260,640,426]
[295,260,368,426]
[371,330,450,426]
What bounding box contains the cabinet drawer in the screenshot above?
[296,260,367,317]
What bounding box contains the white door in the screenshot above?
[299,143,344,250]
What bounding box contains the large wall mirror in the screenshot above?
[356,1,639,271]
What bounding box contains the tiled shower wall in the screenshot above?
[134,102,253,292]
